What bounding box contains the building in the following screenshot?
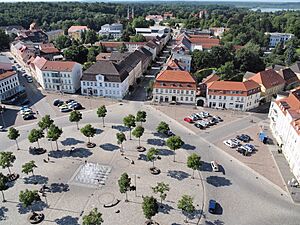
[290,61,300,80]
[68,26,89,40]
[39,43,61,60]
[46,29,64,42]
[0,71,22,102]
[171,52,192,72]
[99,23,123,39]
[0,25,24,35]
[206,80,261,111]
[16,29,48,44]
[277,68,300,88]
[247,69,286,102]
[210,27,229,37]
[144,41,159,60]
[145,15,163,23]
[268,88,300,183]
[153,70,197,104]
[0,55,13,72]
[33,60,82,93]
[163,12,174,20]
[265,32,294,48]
[135,26,171,39]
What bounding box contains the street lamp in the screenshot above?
[87,88,93,109]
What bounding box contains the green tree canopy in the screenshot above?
[166,136,184,162]
[118,172,131,201]
[152,182,170,204]
[142,196,159,221]
[123,114,136,140]
[132,125,145,147]
[146,147,159,168]
[83,208,103,225]
[187,153,201,179]
[28,129,44,149]
[156,121,170,135]
[19,189,40,208]
[80,124,96,143]
[47,124,63,150]
[0,29,10,50]
[0,152,16,175]
[69,110,82,130]
[0,172,8,202]
[136,111,147,125]
[7,127,20,150]
[54,35,72,50]
[177,195,195,223]
[38,115,54,131]
[22,160,37,176]
[97,105,107,127]
[116,132,126,153]
[130,34,146,42]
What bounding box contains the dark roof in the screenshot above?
[145,41,158,49]
[290,61,300,73]
[109,52,130,62]
[139,47,153,57]
[0,25,23,31]
[119,51,142,74]
[278,68,299,85]
[266,64,286,72]
[132,50,150,64]
[83,61,128,83]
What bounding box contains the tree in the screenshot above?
[0,173,8,202]
[19,189,41,208]
[47,124,63,150]
[97,105,107,127]
[7,127,20,150]
[142,196,158,222]
[116,132,126,153]
[0,152,16,175]
[177,195,195,223]
[136,111,147,125]
[187,153,201,179]
[83,208,103,225]
[54,35,72,49]
[38,115,54,131]
[28,129,44,149]
[156,121,170,135]
[118,173,131,202]
[152,182,170,205]
[132,125,145,147]
[85,30,98,45]
[80,124,96,144]
[69,110,82,130]
[166,136,184,162]
[217,61,235,80]
[22,161,37,176]
[0,29,10,50]
[64,45,88,64]
[123,114,136,140]
[146,148,159,168]
[130,34,146,42]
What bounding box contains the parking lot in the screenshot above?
[153,103,286,192]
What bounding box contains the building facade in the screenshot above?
[68,26,89,40]
[206,80,261,111]
[153,70,197,104]
[99,23,123,39]
[0,71,22,101]
[265,32,294,48]
[268,88,300,183]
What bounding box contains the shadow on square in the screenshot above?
[54,216,79,225]
[167,170,190,180]
[147,138,165,146]
[23,175,49,185]
[100,143,119,151]
[206,176,232,187]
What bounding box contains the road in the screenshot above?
[1,101,300,225]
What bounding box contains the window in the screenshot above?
[105,83,107,87]
[191,91,194,95]
[224,96,226,100]
[173,89,176,93]
[190,97,193,102]
[116,84,119,88]
[231,96,233,100]
[186,90,189,95]
[180,97,183,101]
[219,96,222,99]
[83,81,85,85]
[213,96,216,99]
[219,103,223,107]
[185,97,188,101]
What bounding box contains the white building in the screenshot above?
[171,52,192,72]
[265,32,294,48]
[99,23,123,39]
[0,71,22,101]
[206,80,261,111]
[33,59,82,93]
[153,70,197,104]
[135,26,170,39]
[269,88,300,183]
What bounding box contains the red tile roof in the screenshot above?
[202,74,220,84]
[249,69,285,89]
[0,71,16,81]
[40,43,60,54]
[156,70,196,83]
[189,37,220,49]
[68,26,88,33]
[41,61,77,72]
[207,80,260,92]
[32,56,47,70]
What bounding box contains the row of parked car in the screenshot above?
[19,106,35,120]
[223,134,255,156]
[53,99,83,112]
[184,111,223,129]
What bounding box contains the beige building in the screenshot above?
[68,26,89,40]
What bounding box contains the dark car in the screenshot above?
[208,199,217,214]
[72,103,83,110]
[236,134,251,142]
[23,114,35,120]
[165,130,175,137]
[53,99,64,106]
[66,99,76,104]
[194,123,205,129]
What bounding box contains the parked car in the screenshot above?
[70,103,83,110]
[165,130,175,137]
[223,139,238,148]
[60,107,72,113]
[184,117,193,123]
[26,77,33,83]
[230,138,240,146]
[194,122,205,129]
[0,126,5,132]
[208,199,217,214]
[211,161,219,172]
[189,115,198,121]
[192,113,201,120]
[53,99,64,106]
[20,108,33,115]
[23,114,35,120]
[66,99,76,104]
[213,116,223,122]
[236,134,251,142]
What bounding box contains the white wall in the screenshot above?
[0,73,21,100]
[153,88,196,104]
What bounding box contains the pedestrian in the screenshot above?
[36,110,39,115]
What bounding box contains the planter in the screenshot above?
[145,220,159,225]
[86,142,96,148]
[27,212,44,224]
[149,167,161,175]
[29,147,46,155]
[7,173,19,182]
[136,146,146,152]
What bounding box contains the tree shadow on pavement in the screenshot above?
[54,216,79,225]
[112,125,130,132]
[159,203,174,214]
[200,161,212,172]
[0,207,8,221]
[181,143,196,150]
[138,153,147,161]
[17,201,48,214]
[205,219,225,225]
[49,148,92,158]
[23,175,49,185]
[147,138,165,146]
[186,209,203,220]
[167,170,190,180]
[153,132,166,139]
[206,176,232,187]
[158,148,174,156]
[100,143,119,151]
[61,138,84,146]
[48,183,70,193]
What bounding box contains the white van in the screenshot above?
[211,161,219,172]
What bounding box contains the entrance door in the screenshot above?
[172,96,176,101]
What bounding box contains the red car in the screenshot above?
[184,117,193,123]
